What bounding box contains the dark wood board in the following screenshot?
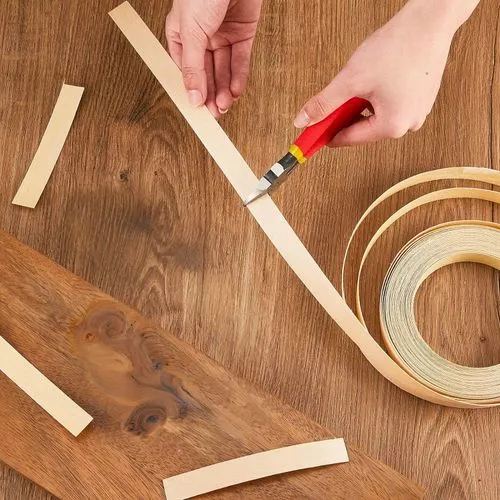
[0,230,423,498]
[0,0,499,498]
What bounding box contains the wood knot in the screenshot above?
[75,307,128,343]
[119,170,130,182]
[101,315,127,339]
[84,332,95,343]
[152,359,165,371]
[124,404,167,436]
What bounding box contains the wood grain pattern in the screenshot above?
[0,0,499,498]
[0,230,422,499]
[0,468,53,500]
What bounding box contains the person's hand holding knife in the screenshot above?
[166,0,481,146]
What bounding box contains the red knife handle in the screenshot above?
[294,97,370,159]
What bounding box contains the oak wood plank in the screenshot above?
[0,229,423,498]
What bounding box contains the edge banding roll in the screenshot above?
[380,223,500,401]
[344,172,500,404]
[110,1,500,408]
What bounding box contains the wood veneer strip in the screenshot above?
[379,222,500,400]
[0,336,92,436]
[163,439,349,500]
[12,83,84,208]
[109,1,498,408]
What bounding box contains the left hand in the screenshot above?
[166,0,262,118]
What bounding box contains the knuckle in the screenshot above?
[180,24,205,44]
[306,95,329,119]
[165,14,179,38]
[338,66,357,87]
[390,128,407,139]
[182,66,202,85]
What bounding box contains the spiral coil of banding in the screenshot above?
[342,167,500,403]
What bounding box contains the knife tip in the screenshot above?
[243,190,264,206]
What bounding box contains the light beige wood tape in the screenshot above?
[110,2,500,408]
[12,83,84,208]
[0,336,92,436]
[162,439,349,500]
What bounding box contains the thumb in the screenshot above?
[294,72,354,128]
[180,26,208,107]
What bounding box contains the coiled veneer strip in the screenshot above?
[110,1,500,409]
[380,223,500,400]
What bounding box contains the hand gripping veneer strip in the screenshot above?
[0,336,92,436]
[163,439,349,500]
[110,2,499,408]
[12,84,84,208]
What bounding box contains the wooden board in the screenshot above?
[0,0,498,498]
[0,229,422,499]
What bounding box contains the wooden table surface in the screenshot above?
[0,0,499,498]
[0,229,423,499]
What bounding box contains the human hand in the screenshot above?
[166,0,262,118]
[294,0,479,146]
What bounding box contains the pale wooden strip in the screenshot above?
[12,83,84,208]
[0,336,92,436]
[163,439,349,500]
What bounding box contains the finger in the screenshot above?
[205,50,220,118]
[409,118,426,132]
[329,115,388,147]
[168,41,183,69]
[294,70,356,128]
[180,26,208,106]
[230,39,253,98]
[165,15,182,68]
[214,46,234,114]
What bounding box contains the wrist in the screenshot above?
[403,0,480,36]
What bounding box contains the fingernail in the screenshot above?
[188,90,203,107]
[294,110,311,128]
[218,107,228,114]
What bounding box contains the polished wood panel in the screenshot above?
[0,0,498,498]
[0,230,423,498]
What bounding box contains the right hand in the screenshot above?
[166,0,262,118]
[293,0,474,146]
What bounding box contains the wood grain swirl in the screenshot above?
[73,305,195,436]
